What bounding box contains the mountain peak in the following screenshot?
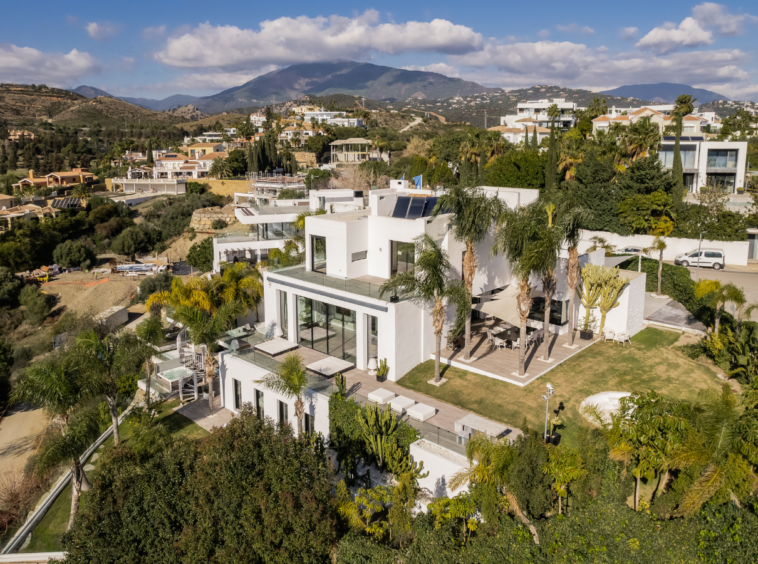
[599,83,729,104]
[71,85,113,99]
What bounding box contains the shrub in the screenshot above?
[0,267,22,309]
[53,240,96,269]
[111,226,150,257]
[18,286,50,325]
[186,181,209,195]
[211,219,228,230]
[186,237,213,272]
[137,272,173,302]
[0,340,13,405]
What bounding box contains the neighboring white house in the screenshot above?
[145,151,228,180]
[488,124,550,145]
[500,98,580,129]
[304,110,364,127]
[658,139,748,193]
[183,129,237,145]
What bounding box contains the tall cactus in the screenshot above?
[357,404,398,469]
[597,269,627,334]
[577,263,604,331]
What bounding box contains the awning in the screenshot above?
[473,285,521,325]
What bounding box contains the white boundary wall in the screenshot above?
[578,230,749,266]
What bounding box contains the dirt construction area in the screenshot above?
[42,271,141,317]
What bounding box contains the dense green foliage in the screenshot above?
[486,151,547,189]
[53,240,96,269]
[19,285,50,325]
[187,237,213,272]
[61,407,338,564]
[0,339,13,404]
[136,272,174,303]
[0,266,23,308]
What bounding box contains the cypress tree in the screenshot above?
[246,143,255,173]
[672,116,685,205]
[545,124,556,192]
[531,127,539,151]
[290,153,298,175]
[146,138,154,165]
[524,127,530,150]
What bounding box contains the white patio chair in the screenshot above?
[492,337,506,351]
[616,332,632,346]
[485,329,494,345]
[602,329,615,343]
[511,338,520,350]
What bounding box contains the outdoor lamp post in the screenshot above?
[543,383,555,441]
[696,230,708,280]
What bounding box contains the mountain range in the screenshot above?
[600,83,729,104]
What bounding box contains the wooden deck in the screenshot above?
[440,321,599,387]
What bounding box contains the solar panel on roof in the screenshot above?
[406,197,426,219]
[422,197,439,217]
[391,196,411,218]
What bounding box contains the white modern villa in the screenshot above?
[500,98,580,130]
[658,138,748,193]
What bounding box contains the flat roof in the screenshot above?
[256,205,306,215]
[317,210,370,223]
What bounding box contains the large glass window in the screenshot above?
[278,400,288,425]
[707,149,738,169]
[255,389,264,419]
[706,173,736,193]
[311,235,327,273]
[367,315,378,361]
[527,298,569,326]
[278,290,288,340]
[256,222,296,240]
[304,413,313,434]
[233,378,242,410]
[297,295,357,363]
[659,147,696,168]
[391,241,415,275]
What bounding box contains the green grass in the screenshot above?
[19,398,208,553]
[397,328,720,449]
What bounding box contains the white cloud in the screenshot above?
[402,63,460,77]
[155,11,483,69]
[452,40,749,91]
[635,17,713,54]
[538,29,550,38]
[86,21,119,41]
[555,23,594,35]
[697,82,757,101]
[692,2,758,37]
[620,27,638,40]
[142,25,166,40]
[0,44,100,85]
[171,67,279,90]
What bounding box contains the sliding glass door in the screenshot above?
[390,241,415,275]
[311,235,327,273]
[297,295,357,363]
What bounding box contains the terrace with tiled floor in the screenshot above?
[439,320,599,387]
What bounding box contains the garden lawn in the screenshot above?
[20,398,209,553]
[397,327,720,449]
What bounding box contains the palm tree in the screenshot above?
[11,357,103,530]
[555,197,592,346]
[208,156,231,179]
[557,138,584,180]
[547,104,561,124]
[72,184,91,199]
[672,384,758,516]
[74,330,140,446]
[542,446,585,514]
[135,316,164,411]
[212,261,264,320]
[432,186,502,360]
[492,203,543,376]
[379,234,469,383]
[624,116,661,161]
[450,434,515,491]
[174,301,242,414]
[650,236,667,296]
[523,203,565,361]
[695,280,744,335]
[256,352,308,434]
[146,276,217,315]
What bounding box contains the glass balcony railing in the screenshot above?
[267,264,404,302]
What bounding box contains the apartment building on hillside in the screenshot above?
[500,98,579,130]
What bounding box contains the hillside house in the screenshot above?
[12,168,96,192]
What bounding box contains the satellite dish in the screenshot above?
[230,339,240,351]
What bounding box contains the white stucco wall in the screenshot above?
[213,238,287,272]
[578,230,749,266]
[410,440,469,499]
[575,266,647,336]
[219,351,331,437]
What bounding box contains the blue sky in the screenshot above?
[2,0,758,101]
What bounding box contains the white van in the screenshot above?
[674,249,725,270]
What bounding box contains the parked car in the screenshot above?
[674,249,725,270]
[619,246,643,254]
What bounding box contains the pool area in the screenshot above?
[157,365,196,392]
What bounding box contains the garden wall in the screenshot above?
[578,230,750,266]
